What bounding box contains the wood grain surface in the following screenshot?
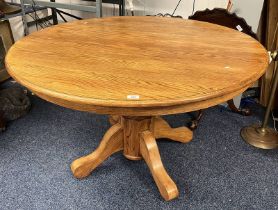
[5,17,269,116]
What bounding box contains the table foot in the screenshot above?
[153,117,193,143]
[71,123,124,179]
[140,131,179,201]
[72,116,192,201]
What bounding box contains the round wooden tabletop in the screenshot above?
[6,17,268,116]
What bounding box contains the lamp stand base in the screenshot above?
[241,125,278,149]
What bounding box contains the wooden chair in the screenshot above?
[188,8,257,129]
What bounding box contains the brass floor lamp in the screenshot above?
[241,50,278,149]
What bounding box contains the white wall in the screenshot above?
[143,0,264,32]
[230,0,264,32]
[8,0,264,41]
[71,0,264,32]
[144,0,227,17]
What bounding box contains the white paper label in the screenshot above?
[127,95,140,100]
[236,25,243,32]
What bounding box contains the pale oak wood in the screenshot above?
[6,17,268,116]
[71,123,124,179]
[28,84,251,116]
[153,117,193,143]
[140,131,179,201]
[71,116,191,200]
[5,17,269,201]
[122,116,151,160]
[110,115,193,143]
[109,115,120,125]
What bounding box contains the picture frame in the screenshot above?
[0,19,14,83]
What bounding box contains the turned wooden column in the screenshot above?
[122,116,152,160]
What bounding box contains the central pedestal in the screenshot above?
[71,116,193,201]
[122,116,152,160]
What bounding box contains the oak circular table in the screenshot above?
[5,17,268,201]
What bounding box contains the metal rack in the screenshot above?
[89,0,125,16]
[1,3,47,20]
[20,0,103,35]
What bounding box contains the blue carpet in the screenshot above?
[0,93,277,210]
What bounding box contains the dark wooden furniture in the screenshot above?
[0,110,5,131]
[188,8,257,129]
[0,19,13,83]
[0,0,21,16]
[258,0,278,108]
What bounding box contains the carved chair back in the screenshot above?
[188,8,257,39]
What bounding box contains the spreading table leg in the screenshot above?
[109,115,194,143]
[153,117,193,143]
[71,123,124,179]
[140,130,179,201]
[71,116,193,201]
